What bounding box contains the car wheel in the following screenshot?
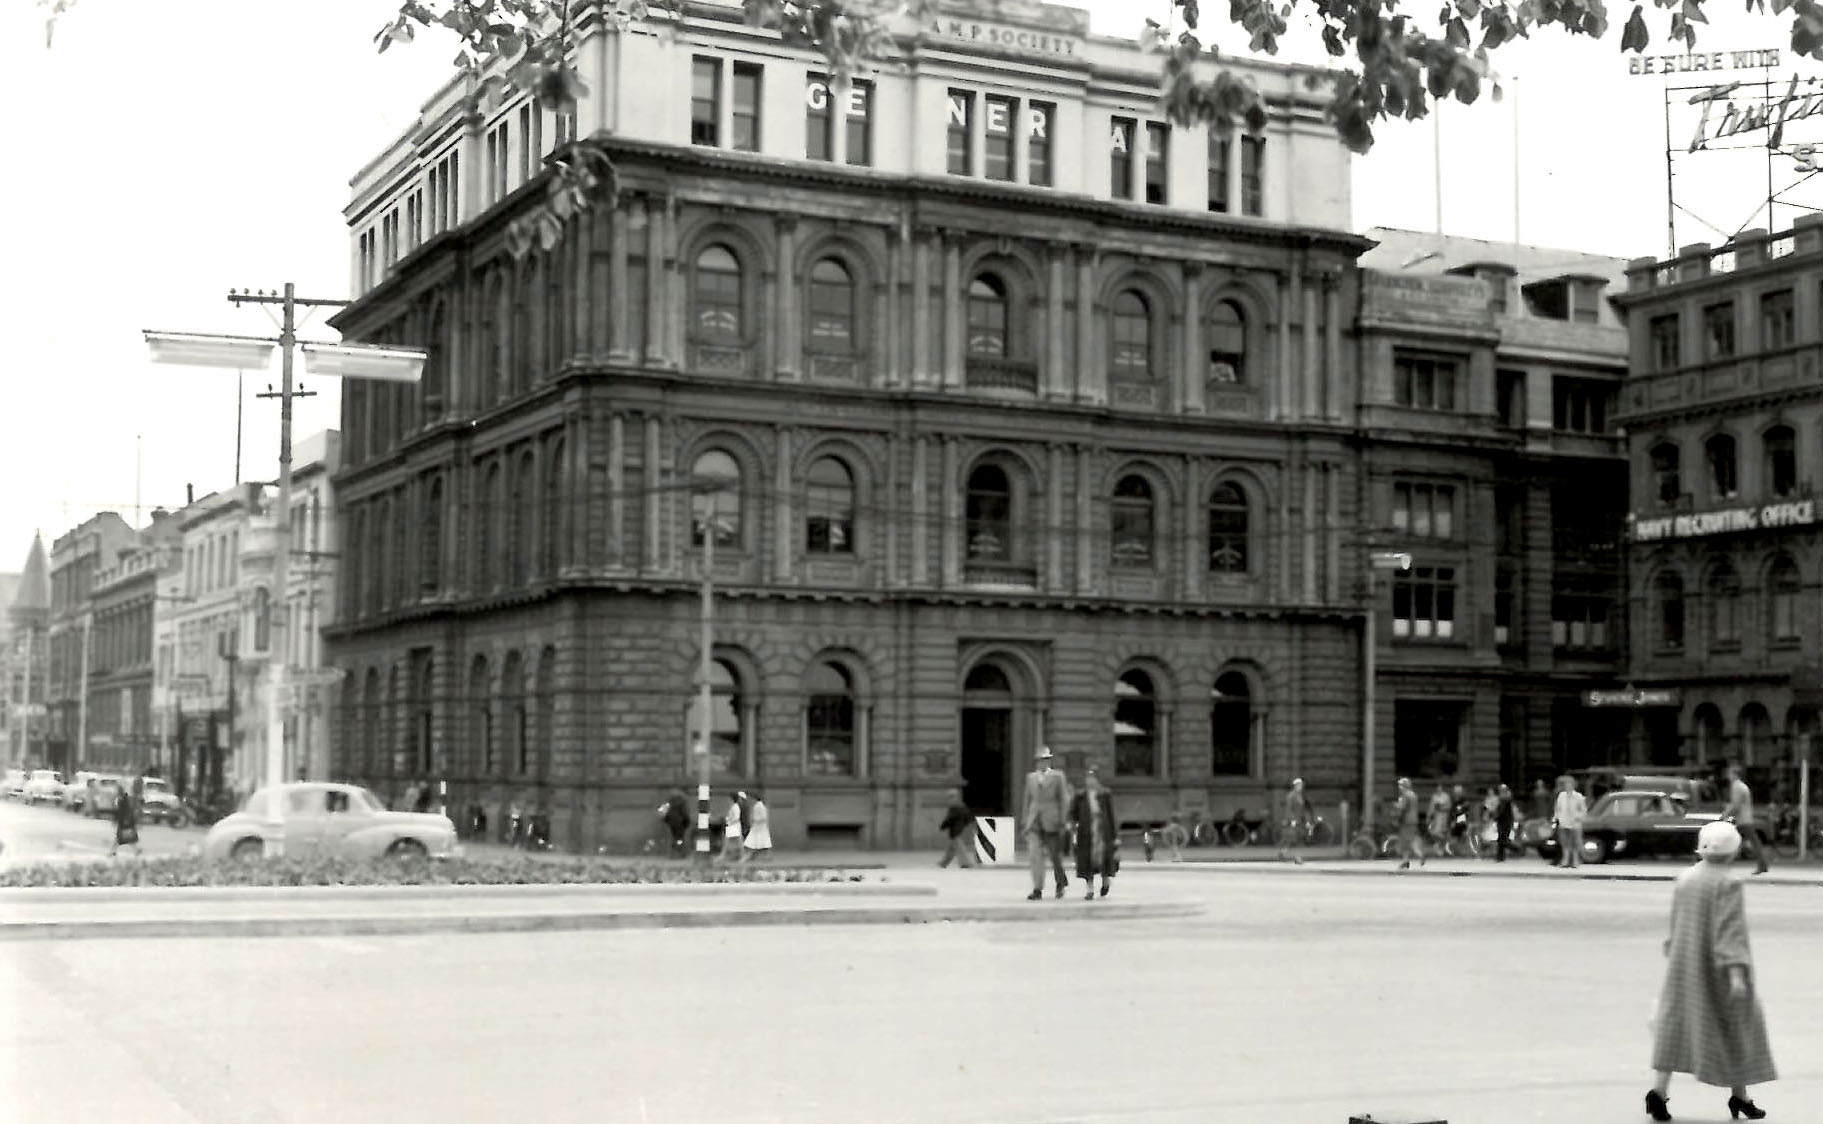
[168,809,191,830]
[1583,836,1611,864]
[230,838,265,862]
[387,838,429,861]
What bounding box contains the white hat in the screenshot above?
[1696,820,1742,859]
[1035,746,1055,760]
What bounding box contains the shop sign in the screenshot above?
[926,17,1083,58]
[1585,687,1682,708]
[1629,48,1781,77]
[1629,499,1817,542]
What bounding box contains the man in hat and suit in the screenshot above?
[1021,746,1072,900]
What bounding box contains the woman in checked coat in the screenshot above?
[1068,769,1117,900]
[1645,820,1775,1121]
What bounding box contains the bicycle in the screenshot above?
[1279,815,1336,850]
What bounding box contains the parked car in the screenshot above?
[202,782,462,863]
[22,770,66,805]
[61,771,103,813]
[2,769,29,800]
[87,777,125,817]
[1533,790,1723,864]
[1567,767,1721,806]
[137,777,188,827]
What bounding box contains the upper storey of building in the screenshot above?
[1612,218,1823,428]
[344,0,1353,292]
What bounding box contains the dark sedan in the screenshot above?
[1532,791,1723,864]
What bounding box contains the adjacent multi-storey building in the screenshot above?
[1613,217,1823,774]
[86,512,180,776]
[1355,230,1632,790]
[45,513,136,773]
[327,0,1370,850]
[3,535,51,766]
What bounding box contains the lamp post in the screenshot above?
[147,293,424,858]
[1361,551,1414,833]
[73,611,92,773]
[687,474,736,865]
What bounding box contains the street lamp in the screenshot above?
[685,472,737,865]
[1361,550,1413,833]
[146,286,425,858]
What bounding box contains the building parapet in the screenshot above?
[1622,217,1823,293]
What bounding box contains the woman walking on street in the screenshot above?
[1068,769,1118,899]
[1645,821,1775,1121]
[109,777,143,859]
[1395,777,1426,871]
[1493,784,1516,862]
[719,792,746,863]
[1554,775,1587,868]
[741,792,772,863]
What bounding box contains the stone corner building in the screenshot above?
[328,0,1388,851]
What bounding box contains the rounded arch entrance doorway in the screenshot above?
[959,656,1040,816]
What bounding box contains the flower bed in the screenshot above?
[0,854,868,889]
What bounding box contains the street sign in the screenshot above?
[1585,687,1682,708]
[11,703,46,719]
[172,675,213,699]
[287,666,346,688]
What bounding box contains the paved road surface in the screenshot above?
[3,867,1818,1124]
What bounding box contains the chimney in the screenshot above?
[186,483,195,505]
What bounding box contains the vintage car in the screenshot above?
[1533,790,1723,864]
[21,770,66,806]
[202,782,462,862]
[2,769,30,800]
[61,771,105,813]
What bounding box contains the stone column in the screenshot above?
[666,194,686,368]
[642,196,666,367]
[1323,272,1343,422]
[571,209,592,362]
[1275,270,1294,421]
[1046,444,1064,592]
[911,435,930,585]
[1302,460,1318,604]
[882,226,902,389]
[1182,455,1201,601]
[1182,264,1205,415]
[1324,461,1342,604]
[1045,246,1068,400]
[607,412,626,568]
[941,233,963,390]
[566,409,589,575]
[1302,277,1321,424]
[1075,445,1095,595]
[642,413,663,572]
[1277,460,1294,603]
[775,217,800,381]
[911,229,933,388]
[608,200,631,362]
[940,436,961,586]
[774,426,794,582]
[1075,247,1100,405]
[885,433,902,585]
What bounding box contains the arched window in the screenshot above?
[1110,290,1152,377]
[510,451,534,586]
[966,275,1008,357]
[1769,556,1801,641]
[470,655,493,775]
[392,486,411,604]
[1211,672,1252,776]
[543,440,566,576]
[1740,702,1772,766]
[805,661,857,776]
[703,658,747,774]
[487,270,509,403]
[1114,669,1159,778]
[965,464,1012,562]
[1208,300,1247,384]
[1110,474,1155,568]
[535,647,556,783]
[805,456,855,555]
[345,510,365,616]
[1707,559,1741,645]
[1706,433,1738,498]
[545,245,567,373]
[384,665,401,778]
[502,651,527,776]
[691,450,742,547]
[421,476,443,594]
[368,499,388,615]
[1693,702,1724,758]
[362,668,381,780]
[1208,482,1250,573]
[479,461,502,589]
[1765,425,1797,497]
[413,655,435,776]
[694,245,743,342]
[807,258,856,352]
[1655,570,1686,650]
[253,586,271,654]
[424,302,448,417]
[1649,442,1681,506]
[514,258,538,394]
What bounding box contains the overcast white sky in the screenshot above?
[1,0,1815,571]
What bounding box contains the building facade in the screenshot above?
[45,513,136,774]
[85,512,180,775]
[327,0,1372,850]
[1613,218,1823,774]
[3,535,51,767]
[1355,230,1632,795]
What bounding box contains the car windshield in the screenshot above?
[30,771,57,782]
[349,788,386,814]
[143,779,170,795]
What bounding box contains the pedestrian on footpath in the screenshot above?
[109,777,142,859]
[1530,778,1554,822]
[1068,768,1118,899]
[1278,777,1312,864]
[1553,775,1587,868]
[938,788,978,868]
[1722,764,1771,877]
[1021,747,1071,900]
[658,788,690,859]
[1426,783,1452,850]
[1395,777,1426,871]
[1493,783,1516,862]
[740,792,772,862]
[719,792,746,863]
[1644,821,1775,1122]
